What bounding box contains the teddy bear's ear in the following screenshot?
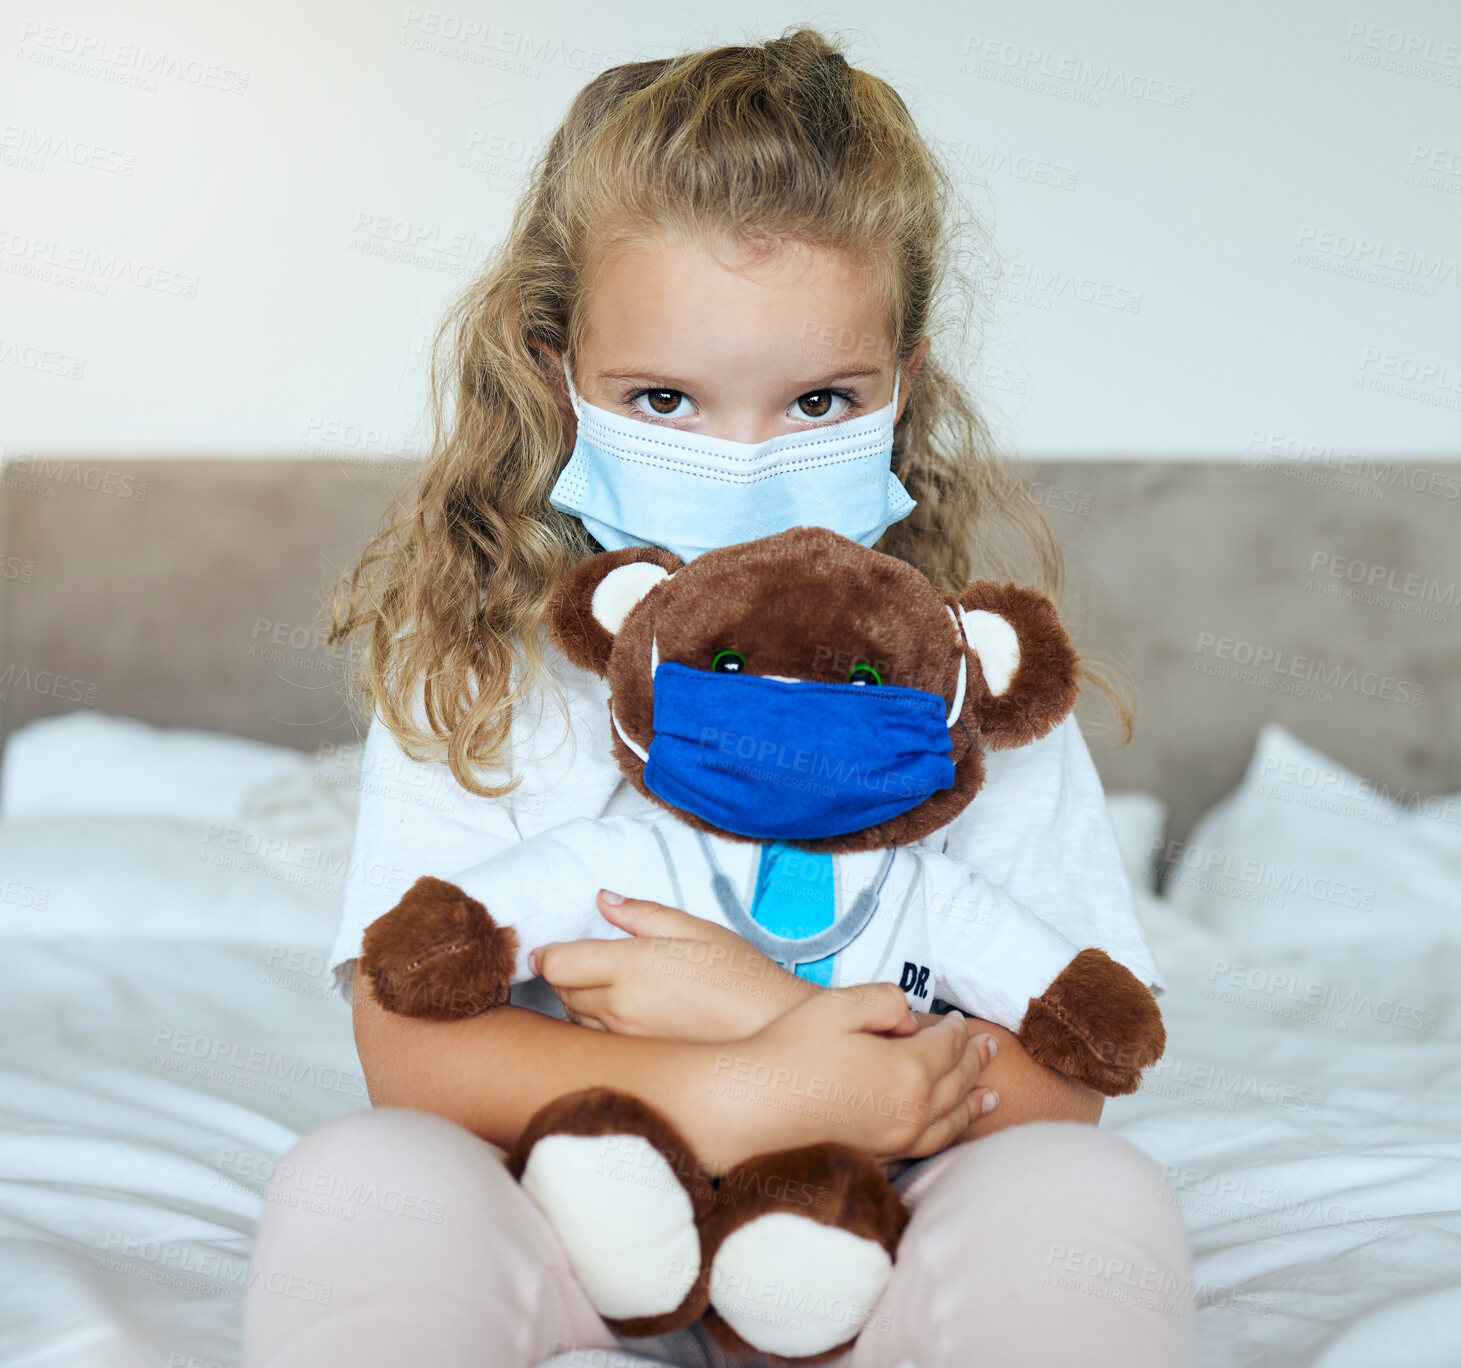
[547,545,683,676]
[946,581,1080,749]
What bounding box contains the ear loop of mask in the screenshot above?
[947,603,984,756]
[563,358,582,419]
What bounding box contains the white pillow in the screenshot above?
[0,815,347,943]
[1104,791,1168,893]
[0,733,389,943]
[1099,791,1235,980]
[0,710,313,824]
[1163,723,1461,952]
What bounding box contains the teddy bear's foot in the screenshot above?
[699,1143,908,1363]
[1019,946,1167,1095]
[358,875,517,1019]
[506,1087,716,1337]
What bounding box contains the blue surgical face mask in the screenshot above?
[608,625,970,840]
[549,360,916,562]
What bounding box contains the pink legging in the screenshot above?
[243,1108,1194,1368]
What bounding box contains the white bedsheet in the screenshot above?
[0,935,362,1368]
[1,714,1457,1368]
[1106,909,1461,1367]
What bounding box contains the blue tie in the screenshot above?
[748,841,836,986]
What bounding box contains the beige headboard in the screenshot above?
[2,454,1458,844]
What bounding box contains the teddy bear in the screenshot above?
[358,525,1166,1363]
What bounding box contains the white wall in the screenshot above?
[1,0,1457,460]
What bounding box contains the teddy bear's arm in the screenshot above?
[917,851,1165,1095]
[360,814,684,1017]
[917,851,1087,1032]
[447,813,688,975]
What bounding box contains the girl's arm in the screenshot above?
[538,894,1105,1138]
[352,967,998,1174]
[914,1014,1103,1139]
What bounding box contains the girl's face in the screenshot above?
[558,234,927,444]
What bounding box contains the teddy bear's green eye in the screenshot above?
[711,649,746,673]
[848,660,882,685]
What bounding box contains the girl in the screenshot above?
[244,27,1193,1368]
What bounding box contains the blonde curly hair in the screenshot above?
[328,24,1133,798]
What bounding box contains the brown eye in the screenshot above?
[796,391,833,419]
[646,390,682,415]
[792,389,858,423]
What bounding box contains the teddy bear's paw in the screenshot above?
[1019,947,1167,1096]
[700,1144,907,1362]
[358,875,515,1019]
[506,1088,715,1336]
[703,1216,893,1362]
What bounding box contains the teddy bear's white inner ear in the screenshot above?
[591,562,670,634]
[959,607,1021,696]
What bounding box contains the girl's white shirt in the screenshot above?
[328,630,1163,1015]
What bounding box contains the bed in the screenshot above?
[1,455,1458,1367]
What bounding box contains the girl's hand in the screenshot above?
[532,890,823,1041]
[701,984,1000,1169]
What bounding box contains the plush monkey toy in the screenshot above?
[359,526,1165,1364]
